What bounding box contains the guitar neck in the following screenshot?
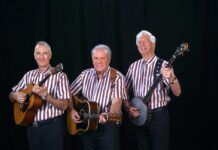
[38,73,51,87]
[80,113,121,124]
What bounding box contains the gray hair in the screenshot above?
[91,44,112,58]
[34,41,52,55]
[136,30,156,45]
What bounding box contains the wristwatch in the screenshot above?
[41,93,48,100]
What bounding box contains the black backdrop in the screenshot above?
[1,0,217,150]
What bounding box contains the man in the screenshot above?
[124,30,181,150]
[69,44,127,150]
[9,41,70,150]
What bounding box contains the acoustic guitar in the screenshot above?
[13,63,63,125]
[130,43,189,126]
[67,96,122,135]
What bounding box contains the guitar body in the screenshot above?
[130,97,148,126]
[13,63,63,126]
[67,96,99,135]
[14,84,43,125]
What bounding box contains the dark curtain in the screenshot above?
[1,0,217,150]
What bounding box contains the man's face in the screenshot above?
[34,45,51,68]
[137,33,155,56]
[92,48,110,75]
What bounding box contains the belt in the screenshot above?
[31,115,63,128]
[150,106,167,113]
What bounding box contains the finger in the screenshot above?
[17,94,22,102]
[17,98,23,103]
[75,115,81,120]
[19,92,26,96]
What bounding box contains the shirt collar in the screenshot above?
[142,55,157,65]
[93,66,111,79]
[37,65,51,76]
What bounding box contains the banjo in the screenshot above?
[130,43,189,126]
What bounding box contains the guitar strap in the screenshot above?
[153,58,163,81]
[144,58,164,103]
[105,68,117,111]
[110,68,117,88]
[145,58,164,123]
[145,58,163,105]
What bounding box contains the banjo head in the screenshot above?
[130,97,148,126]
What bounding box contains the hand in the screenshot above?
[32,84,48,98]
[15,92,26,103]
[128,106,140,118]
[70,109,82,123]
[161,67,174,80]
[99,112,107,124]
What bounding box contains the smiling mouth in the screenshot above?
[141,47,147,51]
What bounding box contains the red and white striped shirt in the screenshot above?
[69,67,127,112]
[125,56,171,109]
[12,66,70,121]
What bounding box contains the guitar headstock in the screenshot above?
[107,114,123,125]
[50,63,63,75]
[174,43,189,57]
